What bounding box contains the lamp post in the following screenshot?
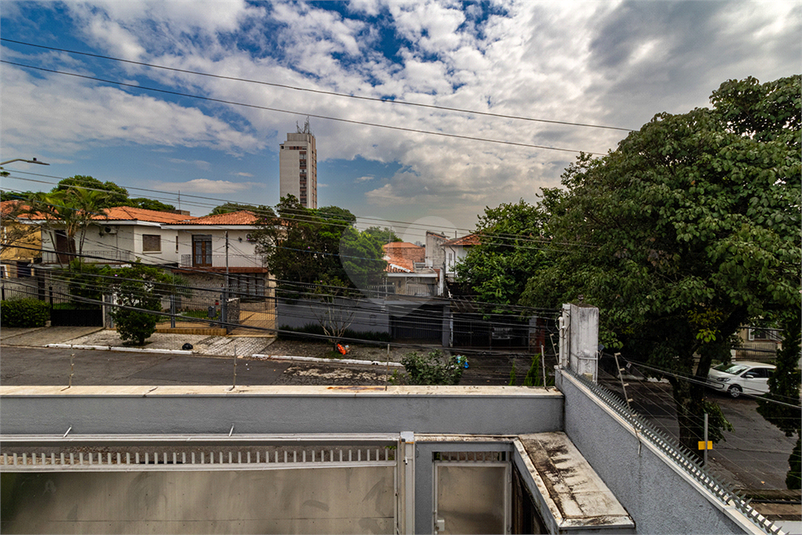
[0,158,49,179]
[0,158,49,167]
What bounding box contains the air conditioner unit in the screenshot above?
[103,226,117,235]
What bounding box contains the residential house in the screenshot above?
[0,200,41,278]
[382,241,440,296]
[443,233,480,280]
[163,210,268,299]
[37,206,195,267]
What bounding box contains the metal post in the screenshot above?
[170,294,176,328]
[703,412,709,466]
[541,344,547,389]
[49,286,53,307]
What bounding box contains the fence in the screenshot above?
[595,354,798,522]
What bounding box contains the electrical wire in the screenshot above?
[0,37,636,133]
[1,60,604,155]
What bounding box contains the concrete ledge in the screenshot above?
[0,385,564,436]
[45,344,191,355]
[251,353,404,367]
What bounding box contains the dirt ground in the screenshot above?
[261,338,426,363]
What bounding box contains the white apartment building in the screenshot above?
[279,129,317,209]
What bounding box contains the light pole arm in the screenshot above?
[0,158,49,166]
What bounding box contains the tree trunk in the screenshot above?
[670,374,708,460]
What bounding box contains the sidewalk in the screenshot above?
[1,326,276,358]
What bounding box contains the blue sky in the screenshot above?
[1,0,800,239]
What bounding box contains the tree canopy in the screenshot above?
[252,195,386,297]
[455,199,549,312]
[519,74,800,455]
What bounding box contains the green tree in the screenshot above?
[253,195,383,295]
[522,75,801,457]
[54,176,129,206]
[364,226,401,243]
[209,202,255,215]
[456,199,548,312]
[24,187,110,267]
[128,197,176,212]
[109,263,177,345]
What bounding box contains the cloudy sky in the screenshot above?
[1,0,800,239]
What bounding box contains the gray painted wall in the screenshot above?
[277,298,390,335]
[2,467,394,534]
[556,371,751,535]
[0,386,563,437]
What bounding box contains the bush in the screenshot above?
[1,298,50,327]
[401,350,463,385]
[109,264,168,345]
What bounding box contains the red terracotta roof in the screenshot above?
[383,242,424,272]
[443,233,480,247]
[94,206,197,223]
[1,200,46,220]
[170,210,260,225]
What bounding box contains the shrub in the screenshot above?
[401,350,463,385]
[109,263,168,345]
[1,298,50,327]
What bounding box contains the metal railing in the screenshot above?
[565,368,783,535]
[179,254,264,269]
[42,250,134,264]
[0,445,396,472]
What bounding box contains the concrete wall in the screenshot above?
[2,467,394,534]
[556,370,756,535]
[0,386,563,437]
[277,298,391,335]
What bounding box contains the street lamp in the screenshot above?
[0,158,49,166]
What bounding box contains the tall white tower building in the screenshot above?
[279,121,317,209]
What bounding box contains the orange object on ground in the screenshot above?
[337,344,347,355]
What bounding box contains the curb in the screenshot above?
[46,343,192,355]
[250,354,404,368]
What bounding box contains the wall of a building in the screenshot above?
[2,467,395,534]
[277,297,392,335]
[175,228,260,268]
[556,370,754,535]
[280,132,317,208]
[0,386,564,436]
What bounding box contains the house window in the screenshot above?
[175,236,179,253]
[143,234,161,253]
[192,235,213,267]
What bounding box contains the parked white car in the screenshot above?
[706,361,776,398]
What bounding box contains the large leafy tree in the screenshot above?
[54,176,129,206]
[522,75,800,456]
[455,199,549,312]
[252,195,385,296]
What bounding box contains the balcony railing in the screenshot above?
[43,250,135,264]
[180,254,264,269]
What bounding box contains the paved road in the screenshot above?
[0,346,395,386]
[600,376,797,492]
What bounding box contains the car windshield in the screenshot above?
[713,363,749,375]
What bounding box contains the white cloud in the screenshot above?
[168,158,211,170]
[154,178,258,194]
[0,62,263,156]
[233,171,254,177]
[2,0,799,232]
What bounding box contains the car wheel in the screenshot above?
[728,385,742,398]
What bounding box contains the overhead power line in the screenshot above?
[1,59,600,155]
[0,37,635,133]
